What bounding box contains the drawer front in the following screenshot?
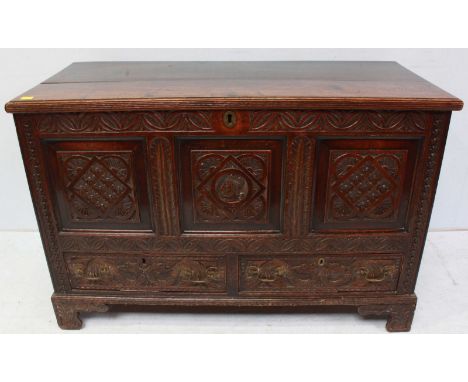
[239,255,401,294]
[65,254,227,293]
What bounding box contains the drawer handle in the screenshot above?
[223,111,237,128]
[359,267,393,283]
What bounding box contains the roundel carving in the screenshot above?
[213,170,251,205]
[194,153,267,222]
[179,139,283,232]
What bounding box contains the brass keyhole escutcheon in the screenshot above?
[318,258,325,266]
[223,111,236,128]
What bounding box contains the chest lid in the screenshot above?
[5,61,463,113]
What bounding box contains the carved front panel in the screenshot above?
[44,139,152,231]
[313,139,420,231]
[326,150,406,222]
[239,255,401,294]
[58,151,139,222]
[179,139,283,232]
[191,150,269,223]
[65,254,226,292]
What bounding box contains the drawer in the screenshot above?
[239,254,401,294]
[65,254,227,293]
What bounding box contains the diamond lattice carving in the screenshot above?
[326,151,406,222]
[59,153,139,222]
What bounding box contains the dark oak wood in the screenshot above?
[5,61,463,113]
[6,61,463,331]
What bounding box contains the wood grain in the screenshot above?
[5,62,463,113]
[9,62,462,331]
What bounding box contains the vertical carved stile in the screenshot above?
[150,137,180,236]
[302,138,314,235]
[402,112,450,293]
[15,115,70,292]
[286,136,313,236]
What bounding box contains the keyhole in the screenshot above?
[223,111,236,128]
[142,258,146,264]
[318,258,325,266]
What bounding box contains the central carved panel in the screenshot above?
[192,151,269,223]
[179,139,283,232]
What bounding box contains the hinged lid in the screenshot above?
[5,61,463,113]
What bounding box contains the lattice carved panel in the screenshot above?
[58,152,139,222]
[44,139,152,231]
[325,150,406,223]
[313,139,419,231]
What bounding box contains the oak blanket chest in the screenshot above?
[5,61,463,331]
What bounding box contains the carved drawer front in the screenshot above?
[65,254,227,292]
[178,138,284,232]
[239,255,401,294]
[312,139,420,231]
[43,139,152,231]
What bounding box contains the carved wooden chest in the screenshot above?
[6,61,463,331]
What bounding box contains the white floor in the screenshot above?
[1,230,467,333]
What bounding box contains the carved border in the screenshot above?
[36,111,214,133]
[15,115,70,291]
[34,110,432,135]
[250,110,430,132]
[401,112,451,293]
[58,234,409,254]
[149,137,180,235]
